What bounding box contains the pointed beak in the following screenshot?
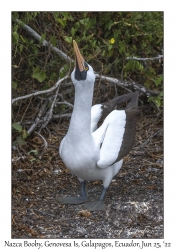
[73,40,85,71]
[73,40,87,80]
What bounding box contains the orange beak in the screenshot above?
[73,40,86,72]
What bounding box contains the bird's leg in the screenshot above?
[83,186,108,211]
[58,181,89,204]
[81,180,87,197]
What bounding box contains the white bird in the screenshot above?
[58,40,140,211]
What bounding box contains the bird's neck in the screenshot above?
[68,82,94,138]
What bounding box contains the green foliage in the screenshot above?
[12,81,18,89]
[32,67,46,82]
[12,12,163,113]
[12,123,23,132]
[12,123,28,146]
[59,64,69,78]
[28,150,38,155]
[154,75,163,87]
[16,136,27,146]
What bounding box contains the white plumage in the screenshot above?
[58,40,139,211]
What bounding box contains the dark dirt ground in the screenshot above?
[12,109,163,239]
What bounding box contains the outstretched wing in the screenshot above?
[93,92,140,168]
[90,91,138,132]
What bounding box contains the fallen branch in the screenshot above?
[34,132,49,159]
[126,55,163,62]
[34,132,48,148]
[16,19,73,64]
[95,74,158,97]
[41,83,60,129]
[48,144,59,150]
[12,156,26,162]
[52,113,72,119]
[56,101,74,108]
[12,75,69,105]
[27,98,49,134]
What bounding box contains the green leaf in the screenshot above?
[20,35,26,43]
[108,48,114,57]
[59,64,69,78]
[57,18,66,27]
[62,12,69,19]
[12,81,18,89]
[159,91,163,97]
[154,97,162,108]
[50,36,57,47]
[29,157,36,163]
[154,75,163,86]
[32,68,46,83]
[16,136,26,146]
[40,33,46,43]
[19,44,23,53]
[13,31,19,41]
[108,44,113,50]
[12,123,22,132]
[28,150,38,155]
[12,12,19,22]
[22,129,28,139]
[64,36,72,44]
[71,27,76,37]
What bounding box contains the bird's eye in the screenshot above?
[84,62,89,71]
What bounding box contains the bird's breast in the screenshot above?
[60,135,99,175]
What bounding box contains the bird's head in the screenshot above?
[71,40,95,86]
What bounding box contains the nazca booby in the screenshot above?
[58,40,140,211]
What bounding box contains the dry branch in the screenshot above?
[34,132,49,159]
[41,83,60,129]
[52,113,72,119]
[56,101,74,108]
[16,19,73,64]
[95,74,158,97]
[34,132,48,148]
[27,98,49,134]
[12,75,69,105]
[126,55,163,62]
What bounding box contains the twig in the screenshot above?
[41,85,60,129]
[19,146,28,156]
[56,101,74,108]
[41,66,70,129]
[12,75,69,105]
[126,55,163,61]
[127,77,158,97]
[34,132,48,159]
[12,157,26,162]
[34,132,48,148]
[27,99,49,134]
[20,96,33,123]
[95,74,158,97]
[52,113,72,119]
[140,128,163,148]
[48,144,59,150]
[16,19,73,64]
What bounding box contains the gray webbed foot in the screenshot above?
[58,196,89,204]
[84,201,106,211]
